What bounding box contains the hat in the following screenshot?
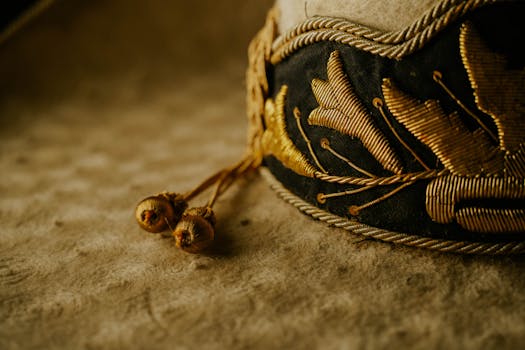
[136,0,525,255]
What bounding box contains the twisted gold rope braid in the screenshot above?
[271,0,501,63]
[262,168,525,255]
[314,169,449,186]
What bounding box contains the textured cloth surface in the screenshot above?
[277,0,438,32]
[1,1,525,349]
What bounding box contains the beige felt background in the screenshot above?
[1,1,525,349]
[277,0,438,32]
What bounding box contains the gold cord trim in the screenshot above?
[246,7,279,166]
[207,156,257,208]
[314,169,447,187]
[262,168,525,255]
[270,0,500,64]
[249,6,525,236]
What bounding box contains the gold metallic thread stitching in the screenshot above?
[308,51,403,174]
[460,21,525,153]
[267,52,444,214]
[432,70,498,143]
[270,0,501,64]
[261,85,318,177]
[373,97,431,171]
[426,176,525,232]
[314,169,447,186]
[381,78,503,177]
[294,107,327,173]
[246,7,278,166]
[379,22,525,234]
[263,168,525,255]
[319,138,376,178]
[249,3,525,236]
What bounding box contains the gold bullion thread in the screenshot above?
[261,85,318,178]
[381,78,503,177]
[460,21,525,153]
[308,51,403,174]
[262,168,525,255]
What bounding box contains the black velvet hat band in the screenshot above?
[253,1,525,253]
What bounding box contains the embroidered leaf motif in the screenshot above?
[307,50,403,174]
[381,78,503,176]
[381,22,525,233]
[262,85,317,177]
[460,22,525,153]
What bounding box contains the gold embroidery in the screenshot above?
[427,176,525,233]
[317,185,375,204]
[319,138,376,178]
[262,85,317,178]
[263,168,525,255]
[246,7,278,166]
[381,23,525,233]
[260,73,423,214]
[293,107,327,173]
[373,97,431,170]
[505,144,525,178]
[308,51,403,174]
[270,0,499,64]
[457,208,525,234]
[348,181,415,216]
[460,22,525,153]
[382,78,503,176]
[432,70,498,143]
[258,15,525,233]
[314,169,446,186]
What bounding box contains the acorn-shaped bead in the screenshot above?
[173,207,216,253]
[135,193,188,233]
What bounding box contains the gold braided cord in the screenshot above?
[314,169,449,186]
[270,0,501,63]
[246,7,279,165]
[262,168,525,255]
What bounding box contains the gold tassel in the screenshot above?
[134,9,279,253]
[135,156,257,253]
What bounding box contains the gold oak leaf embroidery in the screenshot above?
[461,21,525,153]
[382,22,525,233]
[308,50,404,174]
[381,78,504,176]
[261,85,318,177]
